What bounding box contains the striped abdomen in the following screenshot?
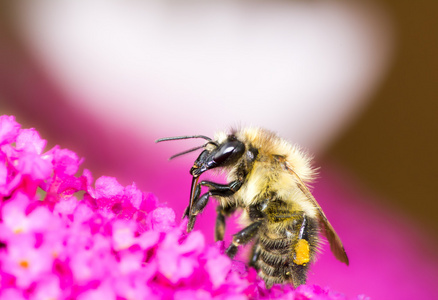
[251,208,319,288]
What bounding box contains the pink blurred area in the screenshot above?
[1,1,437,299]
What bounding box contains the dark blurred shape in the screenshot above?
[327,0,438,245]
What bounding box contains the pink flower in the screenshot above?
[148,207,176,232]
[76,280,116,300]
[204,246,232,288]
[0,234,54,288]
[1,192,53,237]
[136,230,160,250]
[30,275,62,300]
[91,176,124,201]
[15,151,53,182]
[0,288,26,300]
[16,129,46,155]
[156,229,204,284]
[50,147,82,177]
[0,115,20,146]
[174,289,213,300]
[112,220,137,250]
[113,276,156,300]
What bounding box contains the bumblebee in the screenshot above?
[156,127,348,288]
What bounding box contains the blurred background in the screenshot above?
[1,1,437,299]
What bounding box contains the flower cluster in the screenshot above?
[0,115,359,299]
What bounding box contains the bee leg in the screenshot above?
[187,215,197,233]
[215,204,237,241]
[190,192,210,216]
[183,184,201,231]
[226,221,262,259]
[186,179,243,232]
[187,191,210,232]
[289,214,318,287]
[249,241,261,267]
[182,183,201,220]
[215,206,226,241]
[187,188,231,232]
[202,179,242,240]
[200,179,243,195]
[200,180,242,235]
[190,180,238,217]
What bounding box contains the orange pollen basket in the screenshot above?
[293,239,310,265]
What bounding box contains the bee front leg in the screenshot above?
[215,204,237,241]
[226,221,262,258]
[186,190,210,232]
[184,179,243,233]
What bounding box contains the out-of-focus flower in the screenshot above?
[0,115,364,299]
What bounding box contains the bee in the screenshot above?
[156,127,348,288]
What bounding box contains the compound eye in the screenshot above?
[211,140,245,166]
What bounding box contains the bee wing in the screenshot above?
[290,169,349,265]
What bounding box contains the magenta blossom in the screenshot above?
[0,115,366,299]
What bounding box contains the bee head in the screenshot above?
[155,133,246,177]
[190,137,245,177]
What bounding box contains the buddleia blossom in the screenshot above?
[0,115,365,300]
